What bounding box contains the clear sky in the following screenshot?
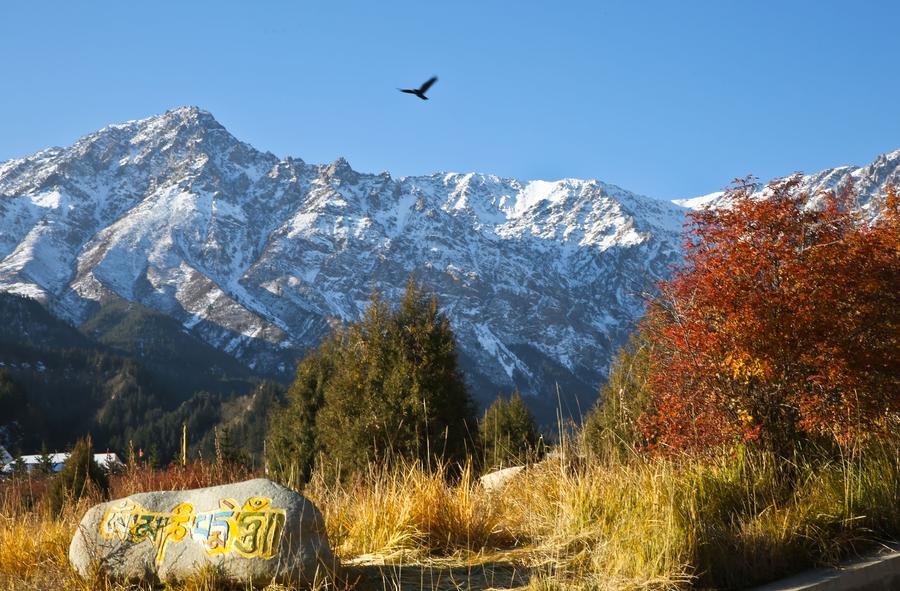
[2,1,899,199]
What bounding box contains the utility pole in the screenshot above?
[182,423,187,467]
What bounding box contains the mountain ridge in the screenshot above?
[1,106,897,415]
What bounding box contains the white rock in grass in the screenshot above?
[479,466,525,492]
[69,478,336,587]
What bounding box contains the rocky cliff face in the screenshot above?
[1,107,895,410]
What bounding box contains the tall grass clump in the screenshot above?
[501,452,695,589]
[0,466,108,591]
[538,433,900,589]
[306,459,517,560]
[684,440,900,588]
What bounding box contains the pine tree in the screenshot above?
[479,391,542,471]
[581,328,655,459]
[218,426,252,468]
[0,370,28,448]
[49,436,109,515]
[268,346,334,486]
[36,443,55,476]
[0,369,25,419]
[147,444,160,469]
[268,278,478,482]
[11,455,27,478]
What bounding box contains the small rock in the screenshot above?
[69,478,336,587]
[479,466,525,492]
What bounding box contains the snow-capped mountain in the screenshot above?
[0,107,896,411]
[675,149,900,215]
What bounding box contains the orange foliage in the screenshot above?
[643,178,899,453]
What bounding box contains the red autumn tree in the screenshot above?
[642,177,899,455]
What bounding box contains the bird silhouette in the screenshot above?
[399,76,437,100]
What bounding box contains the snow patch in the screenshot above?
[673,191,726,210]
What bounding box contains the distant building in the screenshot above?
[1,452,123,474]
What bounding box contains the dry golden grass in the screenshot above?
[0,462,264,591]
[0,507,72,589]
[307,438,900,590]
[1,439,898,591]
[309,462,517,560]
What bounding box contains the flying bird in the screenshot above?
[399,76,438,100]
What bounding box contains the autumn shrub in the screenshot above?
[643,179,899,455]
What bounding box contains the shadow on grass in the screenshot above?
[348,561,532,591]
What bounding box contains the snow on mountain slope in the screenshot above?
[0,107,896,411]
[676,149,900,217]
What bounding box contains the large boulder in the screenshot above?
[69,478,336,587]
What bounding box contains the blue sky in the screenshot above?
[1,1,898,199]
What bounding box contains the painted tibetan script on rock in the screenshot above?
[100,497,286,563]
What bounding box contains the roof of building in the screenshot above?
[1,452,123,473]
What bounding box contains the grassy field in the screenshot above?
[1,438,898,591]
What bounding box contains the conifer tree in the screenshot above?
[582,328,655,459]
[11,455,27,478]
[0,369,24,419]
[49,436,109,515]
[37,443,55,476]
[480,391,541,470]
[268,345,334,485]
[0,370,28,448]
[268,278,478,482]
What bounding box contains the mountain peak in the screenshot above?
[157,105,221,128]
[102,106,269,175]
[323,156,359,184]
[131,105,228,139]
[166,105,209,117]
[95,106,223,138]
